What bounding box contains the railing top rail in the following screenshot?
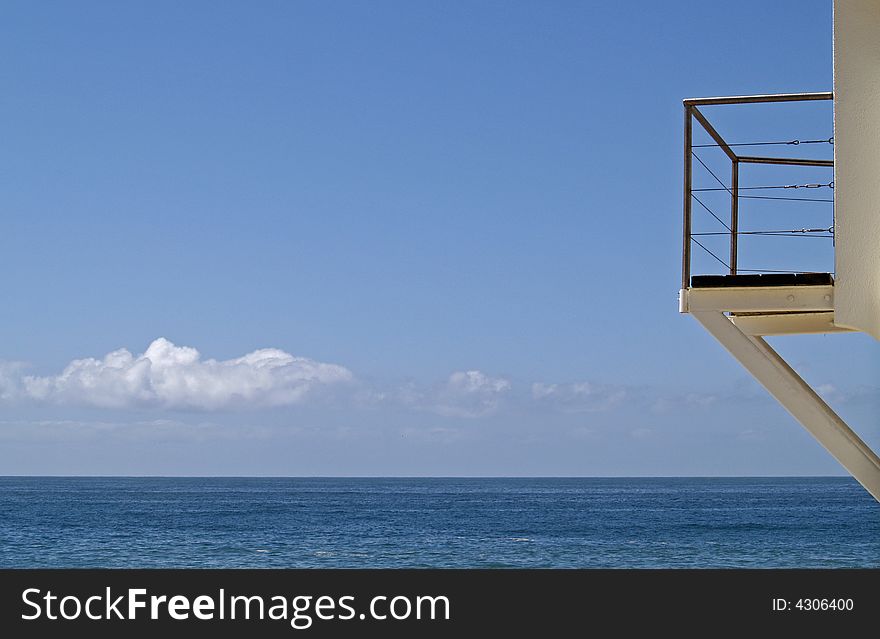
[737,155,834,167]
[683,92,832,107]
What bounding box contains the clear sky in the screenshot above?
[0,0,876,475]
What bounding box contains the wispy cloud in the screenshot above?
[651,392,718,414]
[394,370,512,418]
[19,338,353,410]
[531,381,626,413]
[0,361,26,401]
[433,370,512,418]
[815,383,880,406]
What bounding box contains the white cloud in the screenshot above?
[21,338,353,410]
[531,381,626,413]
[651,391,718,414]
[399,426,466,443]
[813,383,880,407]
[737,428,766,442]
[815,383,840,402]
[0,361,25,401]
[396,370,511,418]
[448,370,510,395]
[436,370,511,418]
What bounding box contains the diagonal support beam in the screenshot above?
[692,310,880,502]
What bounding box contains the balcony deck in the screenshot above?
[691,273,833,288]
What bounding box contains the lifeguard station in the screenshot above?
[679,0,880,501]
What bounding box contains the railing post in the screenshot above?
[683,104,692,290]
[730,159,739,274]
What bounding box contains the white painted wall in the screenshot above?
[833,0,880,340]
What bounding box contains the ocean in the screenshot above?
[0,477,877,568]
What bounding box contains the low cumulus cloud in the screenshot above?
[19,338,353,410]
[4,343,511,417]
[7,339,833,423]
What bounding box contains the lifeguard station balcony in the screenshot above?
[677,88,880,502]
[679,93,844,336]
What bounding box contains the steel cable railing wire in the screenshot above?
[693,181,833,192]
[691,154,833,202]
[692,136,833,148]
[691,193,732,232]
[688,235,830,273]
[688,144,834,275]
[738,194,833,202]
[689,192,832,238]
[689,235,830,273]
[690,236,730,270]
[693,228,834,238]
[691,152,733,196]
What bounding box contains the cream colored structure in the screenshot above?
[679,0,880,502]
[833,0,880,340]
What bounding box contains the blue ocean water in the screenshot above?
[0,477,877,568]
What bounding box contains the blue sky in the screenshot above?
[0,0,876,475]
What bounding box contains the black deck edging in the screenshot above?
[690,273,833,288]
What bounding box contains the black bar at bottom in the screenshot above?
[691,272,833,288]
[0,569,875,636]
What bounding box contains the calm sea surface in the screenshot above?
[0,477,877,568]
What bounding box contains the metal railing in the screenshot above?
[682,92,834,290]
